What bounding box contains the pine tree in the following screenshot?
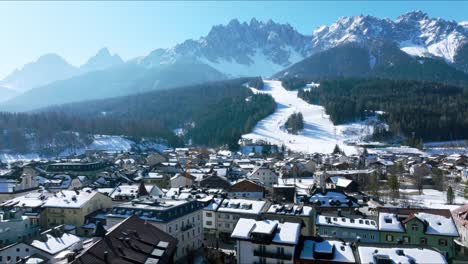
[388,174,399,198]
[447,186,454,204]
[464,182,468,199]
[332,144,343,155]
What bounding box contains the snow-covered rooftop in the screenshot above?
[358,246,447,264]
[42,190,98,209]
[217,198,266,215]
[378,213,404,232]
[231,218,300,245]
[267,204,313,216]
[415,212,458,237]
[309,191,358,207]
[30,233,82,255]
[316,215,377,230]
[109,184,153,199]
[299,239,355,263]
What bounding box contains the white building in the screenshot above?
[207,198,268,240]
[0,225,82,264]
[0,209,40,247]
[231,218,300,264]
[170,173,195,188]
[248,166,278,189]
[106,197,203,261]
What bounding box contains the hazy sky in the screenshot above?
[0,1,467,79]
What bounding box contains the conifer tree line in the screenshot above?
[297,78,468,142]
[0,77,275,153]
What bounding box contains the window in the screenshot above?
[16,248,20,252]
[25,248,29,252]
[225,223,230,228]
[206,221,213,226]
[370,234,375,240]
[439,239,447,246]
[411,224,418,231]
[277,247,284,255]
[403,236,410,243]
[169,226,172,233]
[386,234,393,242]
[7,256,11,261]
[323,229,328,235]
[176,224,178,231]
[420,237,427,245]
[16,256,20,262]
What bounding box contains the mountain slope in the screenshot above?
[275,41,468,87]
[1,60,226,112]
[80,47,124,73]
[40,77,275,148]
[0,54,79,92]
[0,86,18,102]
[0,48,124,93]
[310,11,468,66]
[138,18,312,77]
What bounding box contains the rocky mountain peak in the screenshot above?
[81,47,123,72]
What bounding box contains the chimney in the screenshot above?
[93,221,107,240]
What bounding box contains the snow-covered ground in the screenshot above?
[242,80,373,155]
[397,189,467,211]
[0,135,169,163]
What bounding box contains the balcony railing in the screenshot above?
[253,250,292,260]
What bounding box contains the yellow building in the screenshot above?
[42,189,112,235]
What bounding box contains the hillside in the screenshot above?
[38,77,274,149]
[276,42,468,89]
[2,60,226,112]
[298,78,468,142]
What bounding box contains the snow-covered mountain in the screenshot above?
[0,54,79,92]
[138,18,312,77]
[134,12,468,77]
[80,47,123,73]
[0,48,124,93]
[311,11,468,65]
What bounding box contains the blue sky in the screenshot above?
[0,1,467,79]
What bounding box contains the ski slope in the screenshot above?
[242,80,372,155]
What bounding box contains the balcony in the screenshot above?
[181,223,195,231]
[253,250,292,260]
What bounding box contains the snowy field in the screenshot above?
[398,189,467,211]
[242,80,373,155]
[0,135,169,163]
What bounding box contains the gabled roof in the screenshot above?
[73,215,177,264]
[228,179,265,193]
